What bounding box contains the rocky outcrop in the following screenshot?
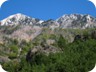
[10,26,42,42]
[0,13,96,29]
[56,14,96,29]
[0,13,44,26]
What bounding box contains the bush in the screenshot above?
[2,37,96,72]
[8,53,18,59]
[57,35,67,50]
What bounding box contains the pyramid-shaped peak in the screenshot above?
[15,13,25,15]
[11,13,27,16]
[7,13,31,19]
[0,13,43,26]
[12,13,30,17]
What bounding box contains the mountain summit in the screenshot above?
[0,13,96,29]
[0,13,44,26]
[56,14,96,29]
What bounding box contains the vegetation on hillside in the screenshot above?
[0,28,96,72]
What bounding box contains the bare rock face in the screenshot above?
[0,13,96,42]
[0,13,44,26]
[1,13,96,29]
[56,14,96,29]
[10,26,42,42]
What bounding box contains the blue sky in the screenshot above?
[0,0,96,20]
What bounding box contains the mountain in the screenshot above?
[42,19,59,30]
[56,14,96,29]
[0,13,96,29]
[0,13,45,42]
[0,13,96,42]
[0,13,44,26]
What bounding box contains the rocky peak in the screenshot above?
[0,13,44,26]
[56,14,96,29]
[0,13,96,29]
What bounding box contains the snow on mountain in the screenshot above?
[56,14,96,29]
[0,13,96,29]
[0,13,44,26]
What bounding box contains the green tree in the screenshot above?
[57,35,66,51]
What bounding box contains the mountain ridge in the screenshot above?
[0,13,44,26]
[0,13,96,29]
